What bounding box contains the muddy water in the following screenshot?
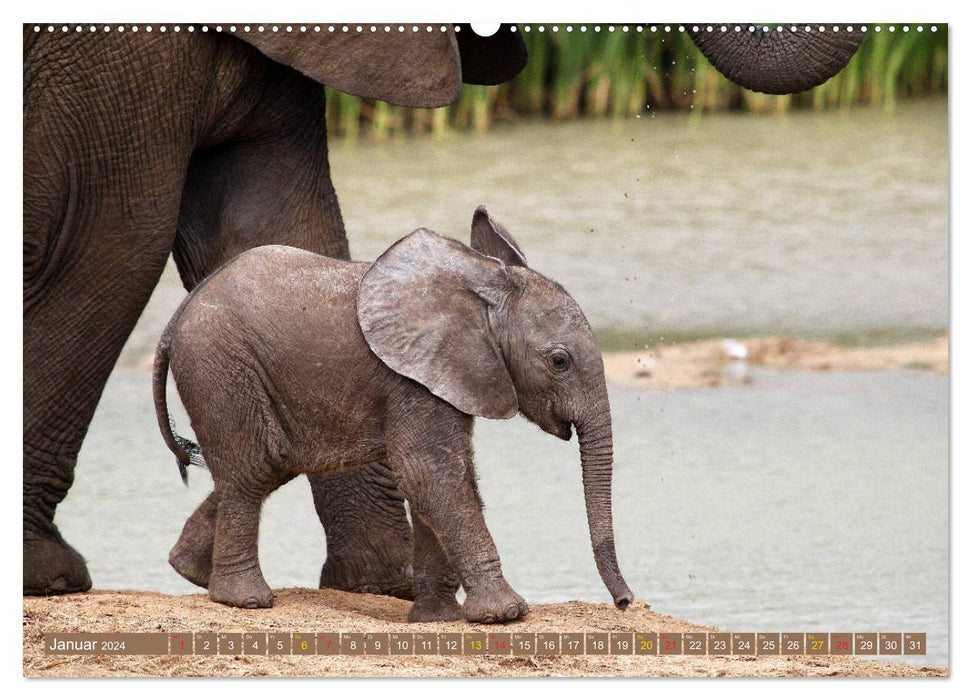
[57,103,948,668]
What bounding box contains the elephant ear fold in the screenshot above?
[358,229,519,419]
[454,24,528,85]
[470,206,528,268]
[235,31,462,108]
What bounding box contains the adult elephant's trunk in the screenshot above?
[576,392,634,609]
[687,25,866,95]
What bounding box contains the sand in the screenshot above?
[602,335,947,389]
[23,589,945,677]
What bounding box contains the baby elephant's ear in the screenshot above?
[470,206,528,267]
[358,229,519,420]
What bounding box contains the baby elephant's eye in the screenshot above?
[549,348,571,372]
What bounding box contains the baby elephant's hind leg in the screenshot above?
[208,486,274,609]
[407,515,461,622]
[169,491,219,588]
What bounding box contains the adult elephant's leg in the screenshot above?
[171,62,350,287]
[24,188,181,595]
[176,64,414,597]
[309,465,415,600]
[23,29,227,595]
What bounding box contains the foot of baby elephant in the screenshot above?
[168,492,218,589]
[208,568,274,609]
[168,540,212,589]
[208,491,272,608]
[462,581,529,623]
[408,594,463,622]
[320,555,414,601]
[406,515,460,621]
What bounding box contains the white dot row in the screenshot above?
[30,24,452,34]
[521,24,937,33]
[30,24,941,35]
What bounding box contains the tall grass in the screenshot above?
[325,25,947,140]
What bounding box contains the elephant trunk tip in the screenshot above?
[612,587,634,610]
[590,535,633,612]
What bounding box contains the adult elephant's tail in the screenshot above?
[153,303,206,484]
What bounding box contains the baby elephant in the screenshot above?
[154,206,633,623]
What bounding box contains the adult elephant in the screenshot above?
[23,22,864,597]
[23,23,527,596]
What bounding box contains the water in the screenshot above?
[116,100,948,367]
[62,367,948,667]
[58,103,948,668]
[331,99,948,344]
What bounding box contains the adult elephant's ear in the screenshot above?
[236,26,527,108]
[358,229,519,419]
[470,205,528,267]
[687,26,866,95]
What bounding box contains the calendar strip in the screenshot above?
[42,632,927,656]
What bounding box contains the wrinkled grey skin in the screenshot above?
[23,23,525,598]
[25,21,862,600]
[154,207,633,622]
[687,25,865,94]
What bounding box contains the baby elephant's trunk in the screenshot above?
[576,396,634,609]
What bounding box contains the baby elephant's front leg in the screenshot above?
[389,413,528,624]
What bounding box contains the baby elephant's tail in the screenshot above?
[153,331,207,484]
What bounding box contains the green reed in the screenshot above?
[325,25,947,141]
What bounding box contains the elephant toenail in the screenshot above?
[50,577,67,591]
[504,604,520,619]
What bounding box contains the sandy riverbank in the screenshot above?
[136,335,947,390]
[602,335,947,389]
[23,589,945,678]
